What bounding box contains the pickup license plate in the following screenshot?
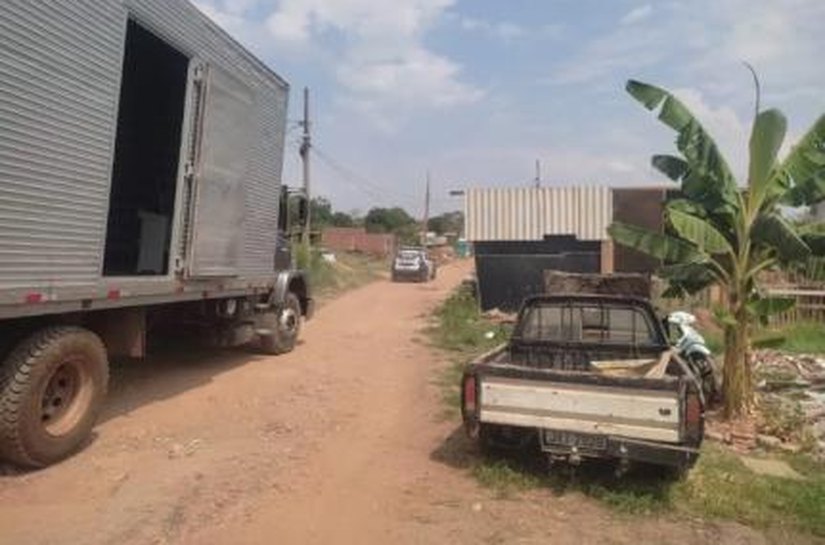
[542,430,607,451]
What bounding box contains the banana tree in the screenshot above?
[609,79,825,418]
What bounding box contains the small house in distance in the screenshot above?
[464,186,667,311]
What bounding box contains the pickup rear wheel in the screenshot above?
[259,293,302,355]
[0,326,108,468]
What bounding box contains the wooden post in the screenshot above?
[600,239,614,274]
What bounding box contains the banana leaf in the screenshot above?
[776,114,825,206]
[667,207,733,255]
[627,80,739,213]
[608,221,708,264]
[748,109,788,207]
[751,212,811,261]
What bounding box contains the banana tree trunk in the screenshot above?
[722,305,753,418]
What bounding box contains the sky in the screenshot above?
[193,0,825,217]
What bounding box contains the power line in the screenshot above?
[311,145,454,208]
[312,146,422,208]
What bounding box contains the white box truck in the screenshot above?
[0,0,313,467]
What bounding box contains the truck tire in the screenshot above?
[260,293,302,355]
[0,326,108,468]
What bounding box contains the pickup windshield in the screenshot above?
[519,303,658,345]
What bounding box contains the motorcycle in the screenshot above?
[668,311,719,404]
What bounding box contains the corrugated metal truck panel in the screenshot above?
[0,0,288,293]
[124,0,288,276]
[0,1,124,288]
[465,186,613,242]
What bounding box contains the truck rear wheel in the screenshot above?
[259,293,302,355]
[0,326,108,468]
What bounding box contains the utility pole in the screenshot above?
[422,171,431,246]
[534,159,541,188]
[299,86,311,247]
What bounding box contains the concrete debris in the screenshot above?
[705,416,757,453]
[753,349,825,458]
[756,434,782,449]
[754,350,825,385]
[739,456,805,481]
[481,308,516,324]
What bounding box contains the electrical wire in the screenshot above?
[310,145,454,209]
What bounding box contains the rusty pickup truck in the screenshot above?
[461,293,705,472]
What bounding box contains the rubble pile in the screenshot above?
[753,350,825,455]
[481,308,516,325]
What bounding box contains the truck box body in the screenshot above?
[0,0,289,318]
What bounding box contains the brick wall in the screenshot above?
[321,228,397,257]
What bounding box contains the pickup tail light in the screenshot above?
[463,375,477,416]
[684,390,703,442]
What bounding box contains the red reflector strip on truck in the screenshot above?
[684,392,703,441]
[463,376,477,415]
[25,292,43,304]
[107,289,121,300]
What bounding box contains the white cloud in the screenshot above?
[460,17,526,40]
[620,4,652,25]
[338,47,483,106]
[551,0,825,93]
[548,23,668,85]
[607,159,636,174]
[211,0,482,127]
[263,0,453,43]
[265,6,312,44]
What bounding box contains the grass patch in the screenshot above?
[429,285,511,356]
[301,248,387,301]
[702,329,724,355]
[698,321,825,356]
[762,322,825,354]
[471,444,825,534]
[472,459,543,497]
[427,285,512,415]
[672,445,825,536]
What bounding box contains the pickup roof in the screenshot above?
[461,294,704,471]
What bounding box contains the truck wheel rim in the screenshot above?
[40,358,93,437]
[280,308,298,335]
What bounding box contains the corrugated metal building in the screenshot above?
[465,186,612,242]
[465,186,666,311]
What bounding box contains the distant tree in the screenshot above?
[428,211,464,235]
[364,207,417,234]
[331,211,355,227]
[310,197,333,228]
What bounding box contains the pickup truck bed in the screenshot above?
[462,295,704,470]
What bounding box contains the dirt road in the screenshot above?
[0,261,804,544]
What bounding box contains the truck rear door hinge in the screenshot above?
[192,64,205,83]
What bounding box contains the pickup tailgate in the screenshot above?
[477,367,684,444]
